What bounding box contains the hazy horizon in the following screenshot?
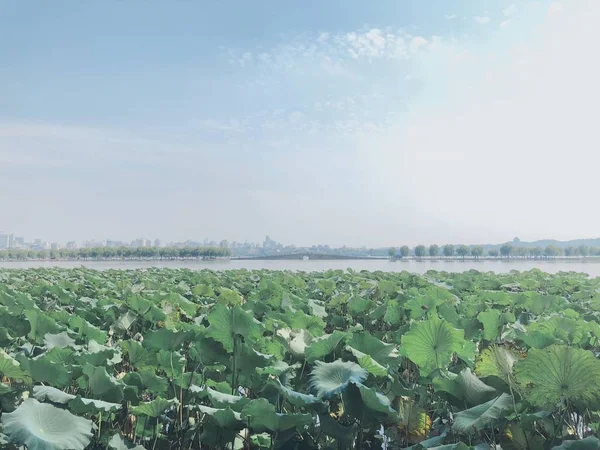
[2,0,598,247]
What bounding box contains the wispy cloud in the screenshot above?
[474,16,491,25]
[444,14,457,20]
[225,26,434,71]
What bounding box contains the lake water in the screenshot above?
[1,259,600,277]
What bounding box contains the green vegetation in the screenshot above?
[1,267,600,449]
[0,246,230,261]
[389,243,600,259]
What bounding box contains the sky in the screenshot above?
[1,0,599,247]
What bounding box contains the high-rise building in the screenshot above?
[154,239,162,248]
[219,240,229,248]
[131,238,151,248]
[13,236,24,247]
[66,241,77,249]
[0,233,14,249]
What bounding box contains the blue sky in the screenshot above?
[1,0,598,246]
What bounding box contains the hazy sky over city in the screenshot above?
[1,0,598,247]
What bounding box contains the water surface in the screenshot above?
[1,259,600,277]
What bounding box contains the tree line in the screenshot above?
[388,243,600,259]
[0,246,231,261]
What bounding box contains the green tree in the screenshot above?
[388,247,396,259]
[531,247,542,258]
[429,244,439,257]
[399,246,410,258]
[442,244,455,257]
[456,245,470,259]
[488,249,499,257]
[579,245,590,257]
[544,245,559,258]
[470,245,484,259]
[414,245,426,258]
[499,244,512,258]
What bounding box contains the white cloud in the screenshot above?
[355,0,600,243]
[500,20,511,28]
[445,14,457,20]
[474,16,491,25]
[317,32,329,42]
[226,26,431,70]
[503,4,518,16]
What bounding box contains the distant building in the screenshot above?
[51,242,61,250]
[0,233,14,249]
[154,239,162,248]
[66,241,77,249]
[219,240,229,248]
[13,236,24,247]
[131,238,151,248]
[33,239,42,248]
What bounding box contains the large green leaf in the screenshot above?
[131,397,177,417]
[43,332,77,349]
[515,345,600,408]
[401,316,466,376]
[17,354,71,387]
[305,331,347,363]
[352,383,400,421]
[309,359,367,398]
[433,368,497,407]
[142,328,192,352]
[241,398,313,432]
[268,379,326,411]
[346,345,389,377]
[206,304,263,352]
[0,349,31,382]
[1,398,93,450]
[25,310,60,344]
[33,386,75,404]
[68,396,122,414]
[206,386,250,411]
[191,404,244,428]
[79,363,124,403]
[68,315,107,344]
[347,331,399,367]
[477,309,502,341]
[453,394,513,434]
[475,345,521,390]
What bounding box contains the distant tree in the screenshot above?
[544,245,559,258]
[414,245,426,258]
[488,249,499,257]
[399,246,410,258]
[564,247,575,257]
[513,237,521,244]
[530,247,542,258]
[515,247,527,258]
[500,244,512,258]
[442,244,455,257]
[456,245,470,259]
[429,244,439,257]
[470,245,484,259]
[579,245,590,257]
[388,247,397,259]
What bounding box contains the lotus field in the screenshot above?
[1,268,600,449]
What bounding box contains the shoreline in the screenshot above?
[1,256,600,263]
